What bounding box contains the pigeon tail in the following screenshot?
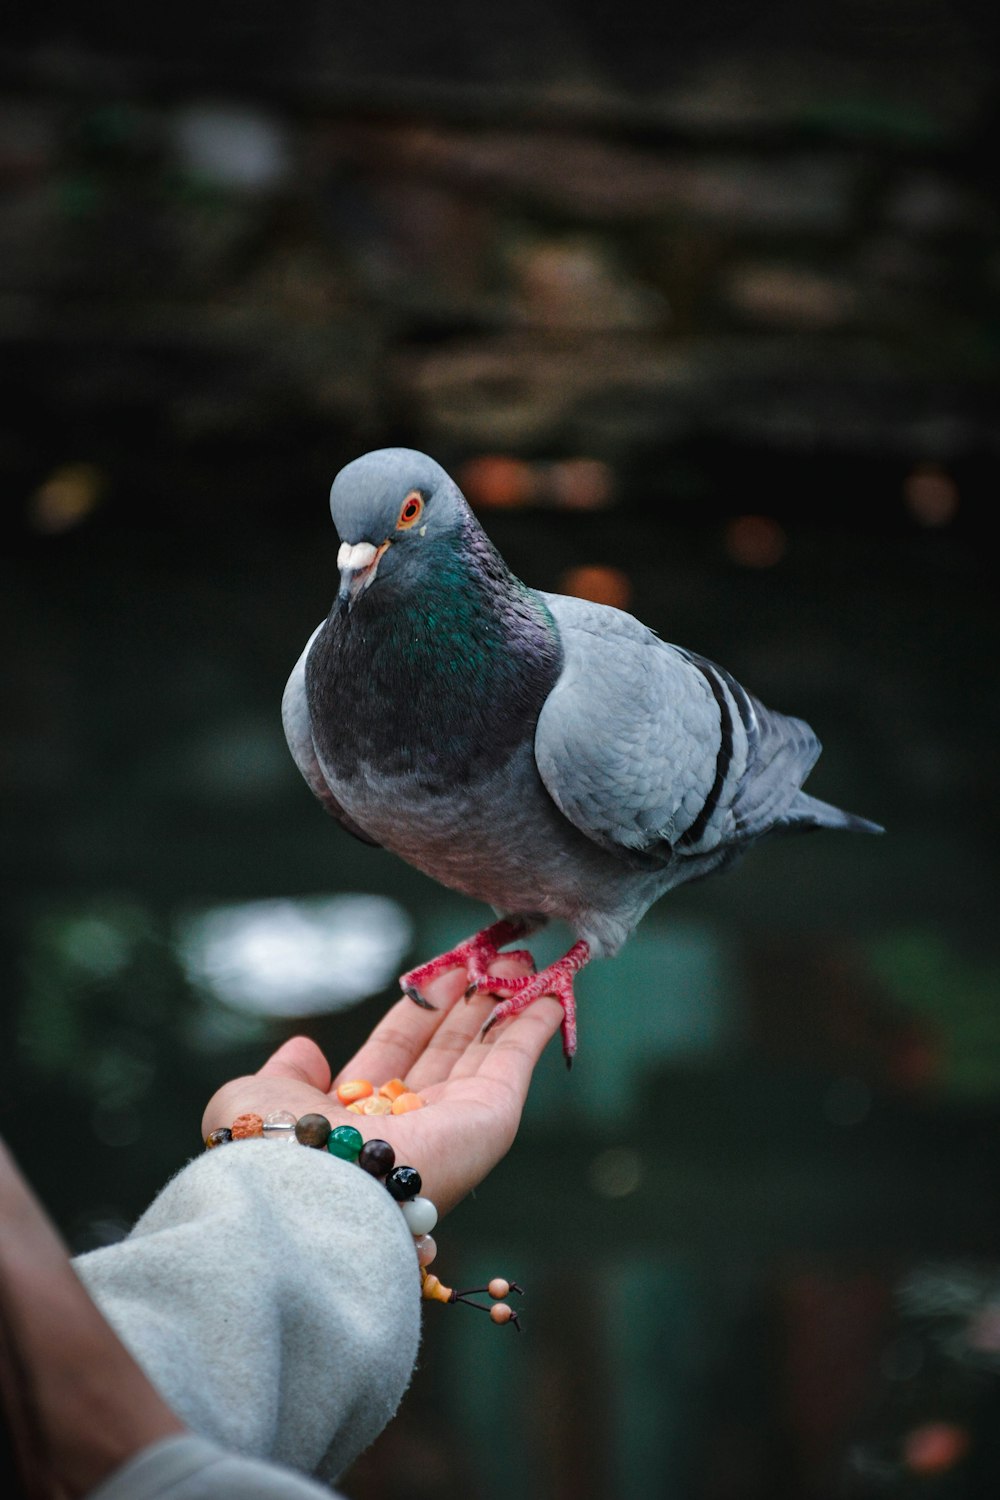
[783,791,885,836]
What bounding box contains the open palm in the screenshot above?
[201,956,562,1216]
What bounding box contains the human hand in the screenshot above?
[201,957,562,1216]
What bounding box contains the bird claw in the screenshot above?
[400,918,540,1007]
[403,985,437,1010]
[464,949,535,1001]
[402,921,585,1060]
[476,942,587,1062]
[476,940,589,1063]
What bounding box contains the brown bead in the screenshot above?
[358,1138,396,1177]
[205,1127,232,1149]
[488,1278,511,1300]
[490,1302,514,1325]
[230,1113,264,1139]
[294,1112,331,1148]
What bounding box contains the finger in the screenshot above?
[256,1035,332,1091]
[405,954,535,1092]
[447,995,564,1091]
[333,966,470,1089]
[403,992,496,1091]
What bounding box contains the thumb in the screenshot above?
[256,1035,332,1091]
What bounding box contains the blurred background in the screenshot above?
[2,2,999,1496]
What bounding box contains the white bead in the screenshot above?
[264,1109,297,1126]
[263,1109,298,1141]
[399,1196,438,1236]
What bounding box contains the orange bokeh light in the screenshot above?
[724,514,788,568]
[558,564,632,610]
[458,455,537,509]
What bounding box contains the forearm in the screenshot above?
[0,1140,184,1499]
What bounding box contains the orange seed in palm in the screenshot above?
[391,1091,425,1115]
[336,1079,374,1106]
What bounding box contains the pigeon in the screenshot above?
[282,448,882,1062]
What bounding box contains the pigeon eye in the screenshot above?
[397,492,424,530]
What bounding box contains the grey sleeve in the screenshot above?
[86,1434,346,1500]
[75,1140,422,1484]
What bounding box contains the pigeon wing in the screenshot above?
[674,646,823,844]
[534,593,823,863]
[281,626,382,847]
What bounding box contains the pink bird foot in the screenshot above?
[400,917,539,1009]
[476,940,591,1067]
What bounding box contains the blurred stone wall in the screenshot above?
[1,0,997,539]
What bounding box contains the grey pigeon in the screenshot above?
[283,448,882,1061]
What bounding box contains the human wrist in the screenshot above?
[208,1103,524,1330]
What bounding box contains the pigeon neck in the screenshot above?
[309,518,562,786]
[388,520,557,685]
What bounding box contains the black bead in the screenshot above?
[295,1113,331,1149]
[358,1138,396,1177]
[385,1165,422,1201]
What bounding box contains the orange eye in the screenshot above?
[397,491,424,529]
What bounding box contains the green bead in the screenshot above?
[327,1124,364,1161]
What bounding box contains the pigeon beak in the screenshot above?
[337,540,390,616]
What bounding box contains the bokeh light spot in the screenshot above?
[459,454,536,509]
[903,462,959,527]
[548,458,615,511]
[177,894,413,1017]
[28,463,105,533]
[723,514,788,568]
[902,1422,969,1475]
[589,1146,643,1198]
[559,564,633,610]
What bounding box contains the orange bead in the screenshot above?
[421,1272,454,1304]
[378,1077,409,1101]
[230,1112,264,1139]
[336,1078,374,1106]
[391,1091,425,1115]
[490,1302,514,1325]
[488,1278,511,1300]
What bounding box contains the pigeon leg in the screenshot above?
[400,917,541,1009]
[479,940,591,1065]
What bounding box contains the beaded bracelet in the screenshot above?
[205,1092,522,1331]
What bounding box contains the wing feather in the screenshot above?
[534,593,825,865]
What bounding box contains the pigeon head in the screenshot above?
[329,447,468,614]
